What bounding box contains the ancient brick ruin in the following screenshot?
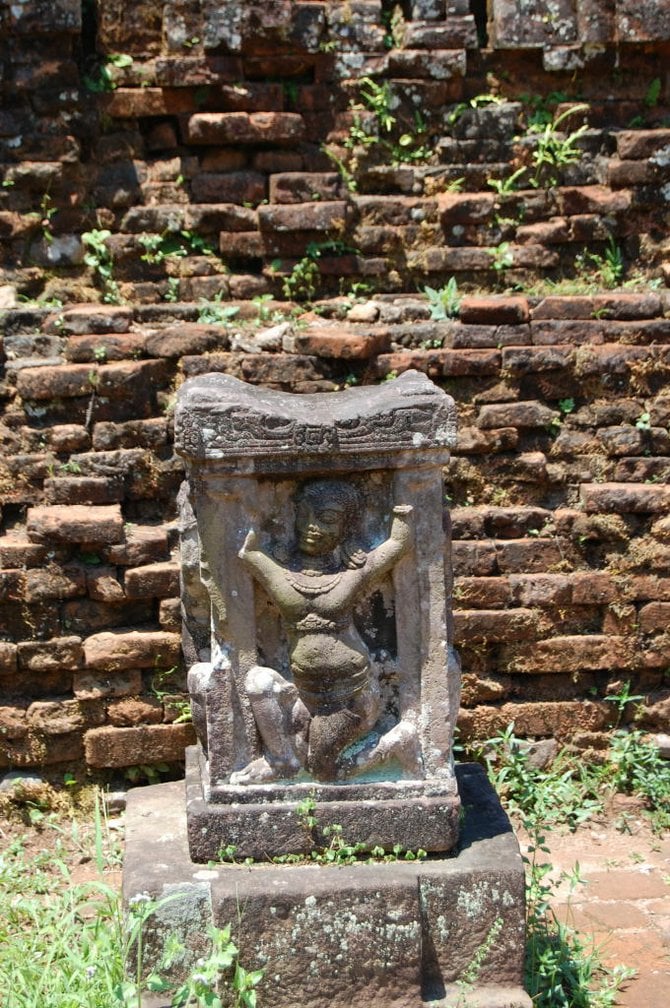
[1,1,669,776]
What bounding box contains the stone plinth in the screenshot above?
[123,764,532,1008]
[174,370,462,860]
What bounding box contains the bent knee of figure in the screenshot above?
[245,664,291,699]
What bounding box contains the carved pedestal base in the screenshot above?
[123,765,531,1008]
[186,745,460,861]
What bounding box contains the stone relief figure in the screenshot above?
[232,478,421,784]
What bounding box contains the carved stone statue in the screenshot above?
[232,478,419,783]
[175,370,461,859]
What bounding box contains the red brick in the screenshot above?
[502,346,573,374]
[454,577,511,609]
[438,191,495,225]
[187,112,305,145]
[86,567,126,603]
[607,159,654,187]
[558,185,631,215]
[45,305,133,336]
[459,296,529,325]
[84,723,195,767]
[107,697,164,726]
[0,643,17,674]
[496,539,565,574]
[290,325,390,360]
[92,418,169,451]
[509,574,572,607]
[454,608,544,643]
[581,483,670,514]
[502,635,634,673]
[531,293,662,321]
[191,171,266,205]
[0,706,27,740]
[478,401,559,430]
[17,637,83,672]
[73,669,143,700]
[616,128,670,159]
[458,701,611,741]
[27,505,124,545]
[16,360,169,401]
[105,524,169,566]
[269,173,343,204]
[451,541,498,577]
[83,629,180,672]
[44,477,123,505]
[0,570,25,602]
[144,324,227,359]
[65,333,147,363]
[158,598,181,631]
[103,88,195,118]
[627,576,670,601]
[516,219,570,244]
[639,602,670,633]
[24,566,86,601]
[376,348,500,379]
[124,562,179,600]
[570,573,619,605]
[47,425,91,453]
[455,427,519,453]
[27,700,101,735]
[258,201,350,233]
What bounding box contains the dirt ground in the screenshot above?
[1,791,668,1006]
[519,800,670,1008]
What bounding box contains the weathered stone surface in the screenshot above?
[187,113,305,145]
[124,562,179,599]
[581,483,670,514]
[106,524,170,566]
[123,766,530,1007]
[17,637,83,672]
[83,630,181,672]
[73,670,144,700]
[26,505,124,545]
[84,723,195,767]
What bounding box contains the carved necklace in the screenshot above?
[285,567,343,596]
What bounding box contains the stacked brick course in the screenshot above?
[0,2,669,772]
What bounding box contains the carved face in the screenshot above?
[295,497,347,556]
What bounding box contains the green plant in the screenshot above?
[82,229,121,304]
[487,166,528,195]
[604,681,645,725]
[38,193,57,244]
[576,236,624,289]
[455,918,504,1006]
[423,277,461,320]
[197,292,240,325]
[488,241,513,272]
[447,93,505,127]
[151,667,192,724]
[480,726,638,1006]
[282,254,320,303]
[527,104,590,188]
[381,4,405,50]
[164,277,181,303]
[83,52,133,93]
[644,77,661,108]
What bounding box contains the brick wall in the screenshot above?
[0,1,669,773]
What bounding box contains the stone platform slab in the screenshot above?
[185,745,461,861]
[123,763,531,1008]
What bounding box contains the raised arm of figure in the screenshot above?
[363,504,413,582]
[238,529,297,608]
